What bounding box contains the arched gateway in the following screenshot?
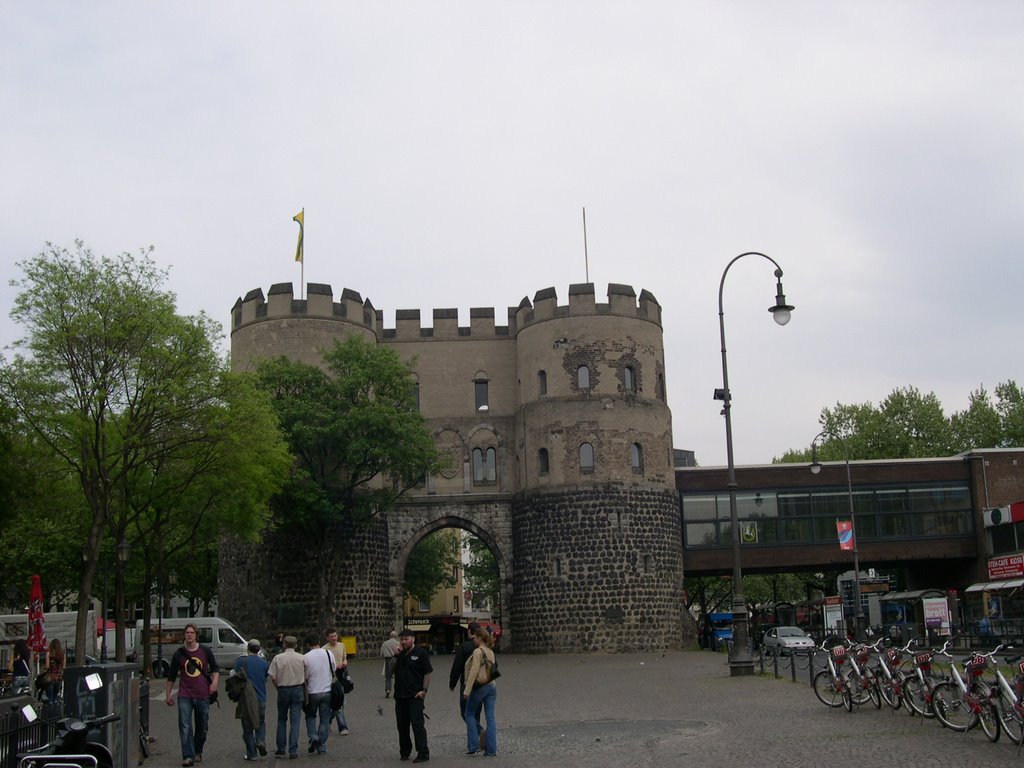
[219,282,685,653]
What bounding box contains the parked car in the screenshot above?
[761,626,815,655]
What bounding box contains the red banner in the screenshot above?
[836,520,855,551]
[27,574,47,654]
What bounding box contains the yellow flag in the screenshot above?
[292,209,304,263]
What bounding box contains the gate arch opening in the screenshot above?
[393,516,509,653]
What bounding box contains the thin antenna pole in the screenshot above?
[582,206,589,283]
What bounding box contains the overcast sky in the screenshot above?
[3,2,1022,466]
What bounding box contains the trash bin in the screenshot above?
[64,663,140,768]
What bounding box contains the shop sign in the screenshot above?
[922,597,951,633]
[987,554,1024,580]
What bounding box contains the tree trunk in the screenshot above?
[74,520,104,665]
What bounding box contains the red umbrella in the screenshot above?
[27,574,47,655]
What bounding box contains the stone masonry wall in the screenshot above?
[511,486,687,653]
[218,515,391,650]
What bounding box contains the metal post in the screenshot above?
[717,252,794,676]
[810,432,865,640]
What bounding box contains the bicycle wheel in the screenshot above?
[843,685,854,712]
[903,676,936,718]
[813,670,846,709]
[975,682,1000,742]
[846,671,872,706]
[866,678,882,709]
[933,681,974,732]
[878,677,900,709]
[996,687,1024,745]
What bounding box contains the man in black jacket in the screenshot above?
[394,630,432,763]
[448,622,482,734]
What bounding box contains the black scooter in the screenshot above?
[17,708,119,768]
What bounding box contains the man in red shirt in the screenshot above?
[165,623,220,767]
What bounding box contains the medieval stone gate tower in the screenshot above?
[219,282,684,653]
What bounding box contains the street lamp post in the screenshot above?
[809,432,865,640]
[114,538,130,662]
[716,252,794,676]
[156,568,177,677]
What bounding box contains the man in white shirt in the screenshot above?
[303,635,335,754]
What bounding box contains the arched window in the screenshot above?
[472,447,497,484]
[579,442,595,473]
[578,365,590,390]
[538,370,547,396]
[623,366,635,392]
[631,443,644,473]
[538,448,549,475]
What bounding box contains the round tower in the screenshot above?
[230,282,378,371]
[510,283,683,652]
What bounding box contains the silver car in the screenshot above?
[761,626,815,655]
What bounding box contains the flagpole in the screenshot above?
[293,208,305,299]
[582,206,589,283]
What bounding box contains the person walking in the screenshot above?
[45,638,66,703]
[324,629,350,735]
[303,635,335,755]
[381,630,401,698]
[393,629,432,763]
[449,622,482,734]
[232,639,269,761]
[164,623,220,767]
[462,628,498,757]
[11,639,32,694]
[268,635,305,760]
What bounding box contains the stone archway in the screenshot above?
[387,503,514,650]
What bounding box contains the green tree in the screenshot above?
[256,335,449,632]
[462,534,500,611]
[1,241,288,663]
[404,530,461,604]
[777,381,1024,463]
[994,381,1024,447]
[950,386,1002,450]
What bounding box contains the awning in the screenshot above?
[966,578,1024,593]
[879,589,945,602]
[459,619,503,636]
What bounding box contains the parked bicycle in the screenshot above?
[812,638,854,712]
[991,649,1024,746]
[931,643,1003,741]
[866,637,914,712]
[901,639,948,719]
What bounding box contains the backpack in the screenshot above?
[225,670,248,703]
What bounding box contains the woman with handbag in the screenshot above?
[461,628,498,756]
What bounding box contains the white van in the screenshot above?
[134,617,250,677]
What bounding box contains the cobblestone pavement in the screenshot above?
[140,650,1020,768]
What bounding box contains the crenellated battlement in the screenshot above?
[232,282,661,341]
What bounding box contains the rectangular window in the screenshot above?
[418,599,430,612]
[475,380,489,412]
[453,596,460,613]
[683,522,718,547]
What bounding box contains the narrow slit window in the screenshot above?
[578,365,590,390]
[580,442,595,472]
